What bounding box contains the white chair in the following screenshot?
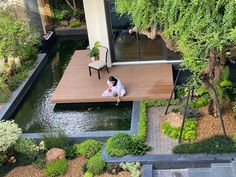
[88,46,109,79]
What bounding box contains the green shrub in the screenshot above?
[120,162,141,177]
[87,155,105,175]
[42,132,69,150]
[106,133,132,157]
[69,20,81,28]
[64,146,77,160]
[220,80,233,87]
[0,120,22,152]
[14,138,38,158]
[173,135,236,154]
[84,171,93,177]
[74,139,102,159]
[195,86,208,96]
[33,156,46,169]
[45,159,68,177]
[130,135,152,155]
[161,119,197,141]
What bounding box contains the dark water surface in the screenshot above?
[13,38,132,134]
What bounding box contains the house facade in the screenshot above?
[83,0,182,67]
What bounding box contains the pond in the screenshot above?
[13,37,132,134]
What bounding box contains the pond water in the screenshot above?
[13,38,132,134]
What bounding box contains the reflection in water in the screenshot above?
[13,39,132,134]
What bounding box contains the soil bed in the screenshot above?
[196,102,236,141]
[4,156,131,177]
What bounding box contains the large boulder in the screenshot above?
[46,148,65,162]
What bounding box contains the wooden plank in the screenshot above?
[51,50,173,104]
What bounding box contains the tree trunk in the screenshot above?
[200,48,222,117]
[65,0,77,13]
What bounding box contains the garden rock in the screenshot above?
[46,148,65,162]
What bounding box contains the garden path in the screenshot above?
[147,106,178,154]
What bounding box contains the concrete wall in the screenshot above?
[83,0,111,67]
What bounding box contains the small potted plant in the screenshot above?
[89,41,101,61]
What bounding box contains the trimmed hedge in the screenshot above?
[173,135,236,154]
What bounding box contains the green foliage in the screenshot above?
[120,162,141,177]
[0,84,11,102]
[161,119,197,141]
[189,96,209,108]
[221,66,230,81]
[33,156,46,169]
[87,155,105,175]
[137,102,148,142]
[130,136,152,155]
[0,10,39,62]
[84,171,93,177]
[74,139,102,159]
[115,0,236,84]
[195,86,208,96]
[7,69,28,91]
[69,20,81,28]
[222,87,236,102]
[42,132,69,150]
[186,108,203,119]
[45,159,68,177]
[89,41,101,57]
[106,133,132,157]
[137,100,179,142]
[220,80,233,87]
[0,120,22,152]
[14,138,38,158]
[175,86,186,99]
[64,146,77,160]
[173,135,236,154]
[232,133,236,144]
[106,163,122,175]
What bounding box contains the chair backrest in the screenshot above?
[99,46,108,63]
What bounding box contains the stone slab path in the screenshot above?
[153,169,189,177]
[147,107,178,154]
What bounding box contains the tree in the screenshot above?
[115,0,236,115]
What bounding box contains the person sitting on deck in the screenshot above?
[102,76,126,105]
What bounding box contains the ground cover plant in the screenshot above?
[161,119,197,141]
[173,135,236,154]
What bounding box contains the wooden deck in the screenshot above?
[51,50,174,104]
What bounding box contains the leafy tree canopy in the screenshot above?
[115,0,236,84]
